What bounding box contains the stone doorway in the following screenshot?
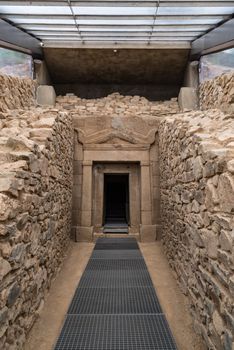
[73,123,160,241]
[93,163,140,235]
[103,174,129,233]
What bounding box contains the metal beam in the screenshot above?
[191,17,234,58]
[0,18,42,57]
[42,40,191,48]
[22,24,212,30]
[0,1,233,6]
[30,31,202,36]
[1,14,227,20]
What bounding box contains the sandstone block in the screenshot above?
[178,87,198,111]
[36,85,56,106]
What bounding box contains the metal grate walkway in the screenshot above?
[54,238,177,350]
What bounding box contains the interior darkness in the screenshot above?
[44,48,190,100]
[104,174,129,226]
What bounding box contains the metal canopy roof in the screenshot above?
[0,1,234,48]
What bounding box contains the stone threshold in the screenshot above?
[93,232,140,241]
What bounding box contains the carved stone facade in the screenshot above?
[71,112,161,242]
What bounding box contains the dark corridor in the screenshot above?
[104,174,129,226]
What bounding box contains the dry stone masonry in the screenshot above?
[0,71,233,350]
[0,106,73,349]
[56,92,179,117]
[159,108,234,350]
[0,74,36,113]
[200,72,234,113]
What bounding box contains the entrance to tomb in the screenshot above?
[92,163,141,235]
[103,174,129,233]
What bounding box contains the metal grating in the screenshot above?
[54,237,177,350]
[85,259,147,271]
[94,242,139,250]
[54,314,177,350]
[68,286,162,314]
[79,269,153,288]
[96,237,137,244]
[91,249,142,259]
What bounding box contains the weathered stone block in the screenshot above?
[178,87,198,111]
[7,283,21,307]
[0,258,11,280]
[217,173,234,213]
[76,226,93,242]
[140,225,157,242]
[36,85,56,106]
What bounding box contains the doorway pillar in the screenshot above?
[140,161,156,242]
[76,160,93,241]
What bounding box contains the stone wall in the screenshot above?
[0,74,36,113]
[200,72,234,113]
[0,107,73,349]
[159,109,234,349]
[56,92,179,117]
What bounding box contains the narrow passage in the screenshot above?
[54,238,177,350]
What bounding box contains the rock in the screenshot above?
[191,199,200,213]
[17,213,29,230]
[217,173,234,213]
[227,159,234,174]
[219,230,233,252]
[0,177,13,192]
[10,244,26,264]
[203,161,216,178]
[29,128,52,139]
[222,330,233,350]
[0,258,11,280]
[0,194,18,221]
[205,180,219,210]
[6,136,36,152]
[0,307,8,337]
[193,156,203,180]
[7,283,21,307]
[213,311,224,335]
[202,229,218,259]
[31,117,55,128]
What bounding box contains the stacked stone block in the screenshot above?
[56,92,179,118]
[200,73,234,113]
[0,107,73,349]
[0,74,36,113]
[159,109,234,349]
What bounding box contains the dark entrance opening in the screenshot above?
[103,174,129,233]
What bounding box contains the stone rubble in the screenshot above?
[159,108,234,350]
[0,106,73,349]
[56,92,179,117]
